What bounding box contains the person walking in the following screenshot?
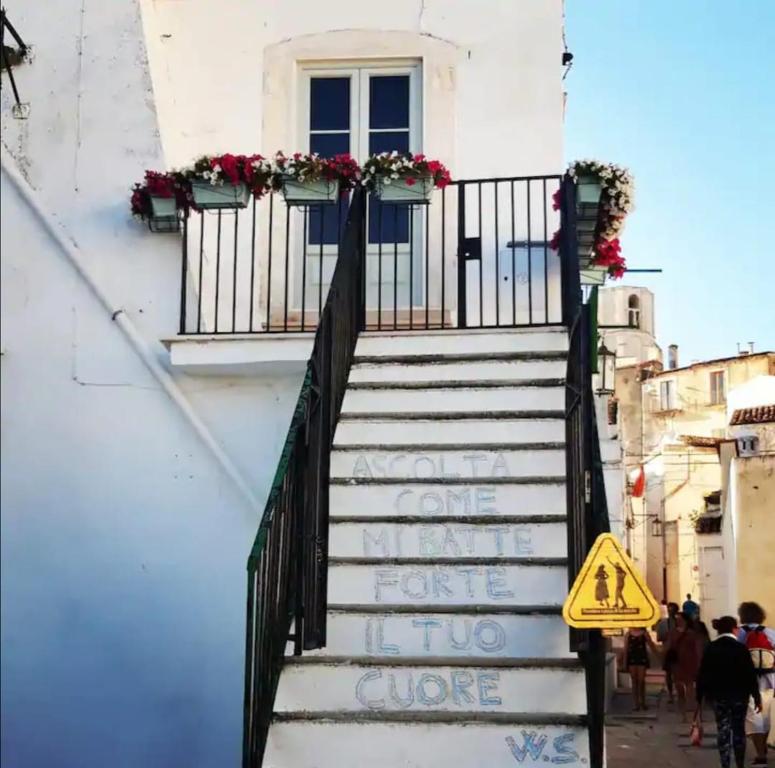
[738,602,775,766]
[666,611,702,719]
[657,601,679,703]
[683,593,700,619]
[696,616,762,768]
[624,627,658,711]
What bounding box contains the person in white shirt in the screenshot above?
[738,602,775,766]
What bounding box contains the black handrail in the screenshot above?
[241,189,366,768]
[179,175,562,335]
[559,175,610,768]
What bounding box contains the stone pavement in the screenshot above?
[607,686,728,768]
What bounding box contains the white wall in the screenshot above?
[0,172,262,768]
[139,0,564,175]
[0,1,566,764]
[0,2,304,765]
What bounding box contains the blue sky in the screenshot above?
[565,1,775,363]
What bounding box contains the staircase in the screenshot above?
[262,327,592,768]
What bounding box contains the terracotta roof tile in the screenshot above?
[730,405,775,425]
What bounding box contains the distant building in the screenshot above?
[602,284,775,610]
[712,382,775,618]
[598,285,662,368]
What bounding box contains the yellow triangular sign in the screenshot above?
[563,533,660,629]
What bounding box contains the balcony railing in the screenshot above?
[178,175,563,335]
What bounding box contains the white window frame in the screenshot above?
[659,379,676,411]
[709,369,726,405]
[298,60,422,162]
[296,61,425,308]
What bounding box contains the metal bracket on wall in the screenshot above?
[1,9,31,118]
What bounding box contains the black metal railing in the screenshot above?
[178,175,562,335]
[559,176,610,768]
[242,189,366,768]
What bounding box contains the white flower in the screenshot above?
[383,178,391,185]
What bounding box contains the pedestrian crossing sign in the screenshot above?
[562,533,661,629]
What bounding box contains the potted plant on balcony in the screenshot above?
[130,171,185,233]
[185,154,275,210]
[363,152,451,203]
[275,152,360,205]
[549,160,634,281]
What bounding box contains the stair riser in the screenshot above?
[307,613,575,660]
[349,359,566,384]
[330,483,566,520]
[274,664,585,715]
[265,722,590,768]
[328,564,567,607]
[330,522,567,560]
[331,449,565,480]
[334,419,564,446]
[342,387,564,415]
[355,330,568,358]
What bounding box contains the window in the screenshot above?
[709,370,726,405]
[659,380,676,411]
[738,435,759,456]
[302,65,420,245]
[627,294,640,328]
[301,63,422,310]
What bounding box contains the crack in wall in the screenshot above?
[73,0,86,192]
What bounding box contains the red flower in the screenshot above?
[549,228,561,251]
[592,237,626,279]
[413,153,426,163]
[215,154,240,184]
[405,177,417,186]
[552,188,562,212]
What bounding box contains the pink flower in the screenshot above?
[552,188,562,211]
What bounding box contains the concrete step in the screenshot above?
[333,415,565,447]
[355,328,569,359]
[264,720,590,768]
[349,356,567,385]
[273,660,586,716]
[305,611,575,660]
[330,447,565,481]
[329,481,566,520]
[327,562,567,607]
[329,520,568,560]
[341,384,565,415]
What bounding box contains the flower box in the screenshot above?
[580,265,608,286]
[191,180,250,209]
[150,195,177,218]
[281,176,340,205]
[576,175,603,205]
[374,175,434,204]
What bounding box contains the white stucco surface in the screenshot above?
[1,1,571,765]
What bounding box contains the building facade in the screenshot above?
[2,3,602,768]
[616,345,774,609]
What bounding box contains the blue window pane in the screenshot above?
[310,132,349,158]
[309,196,350,246]
[310,77,350,131]
[368,201,409,244]
[369,76,410,129]
[368,131,410,155]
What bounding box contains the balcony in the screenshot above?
[167,175,566,373]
